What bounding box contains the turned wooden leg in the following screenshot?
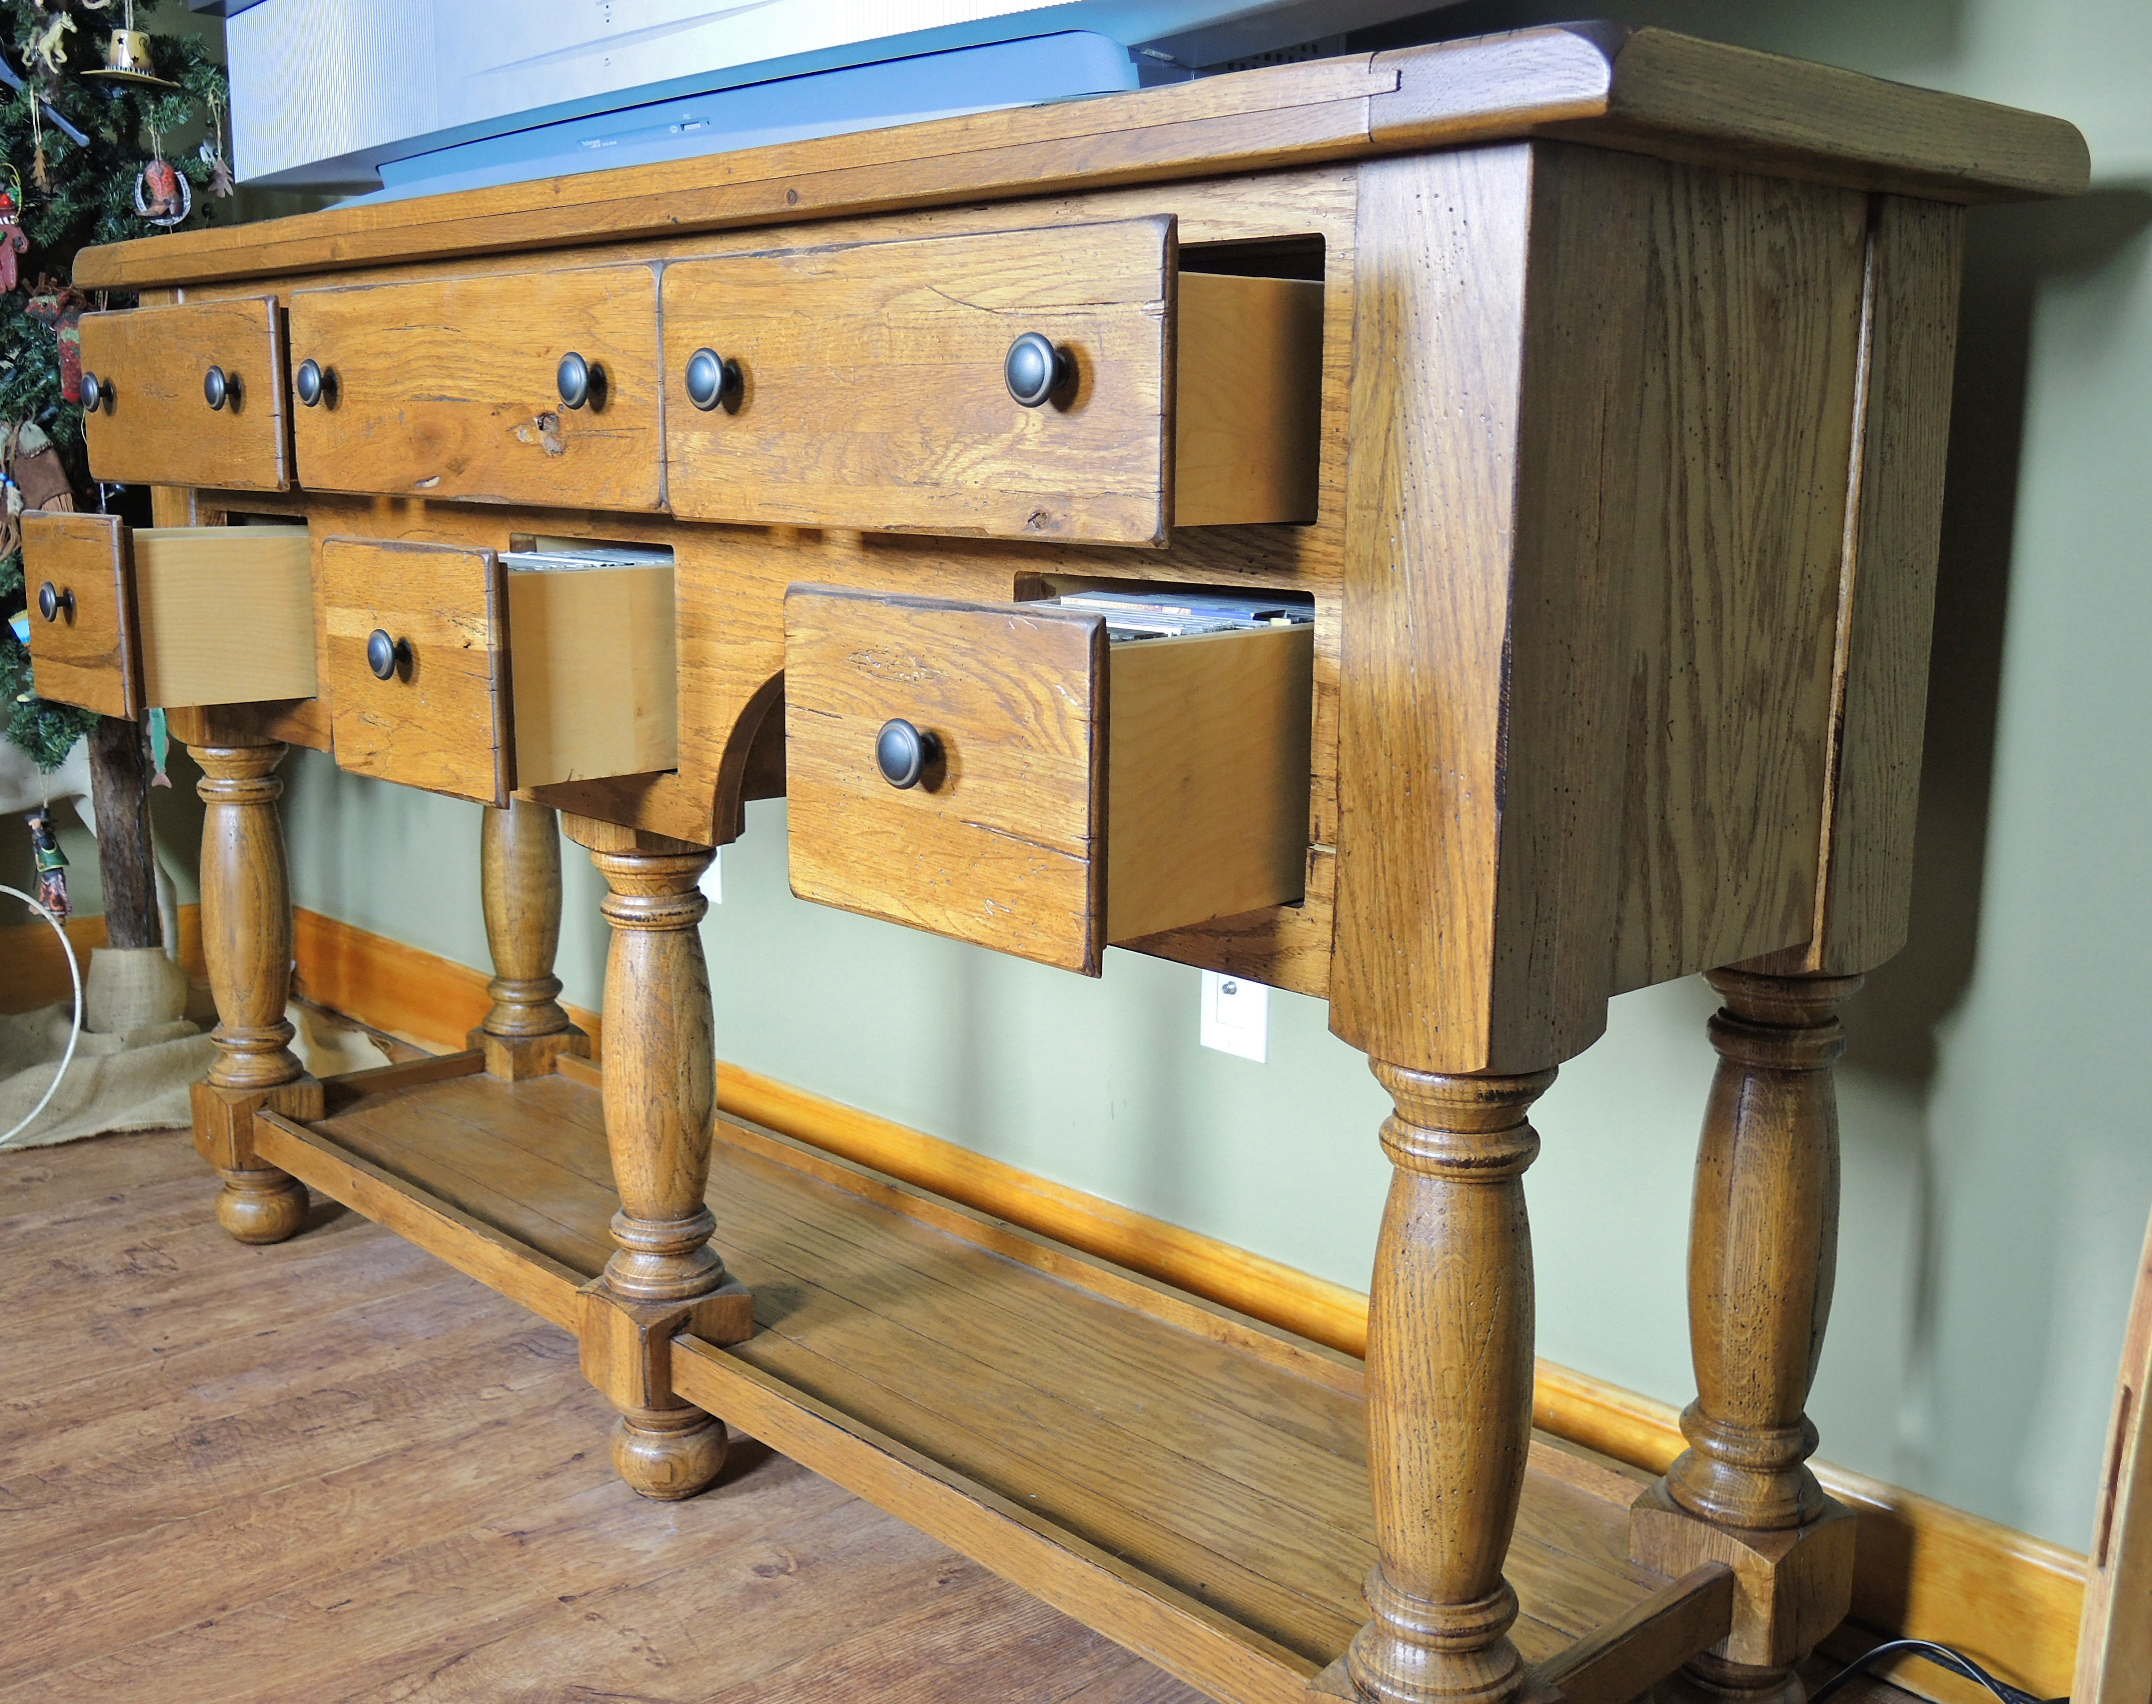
[188,742,323,1245]
[1631,969,1865,1704]
[1347,1063,1552,1704]
[467,799,589,1081]
[576,831,750,1500]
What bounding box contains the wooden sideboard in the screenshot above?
[21,25,2086,1704]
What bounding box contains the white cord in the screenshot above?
[2,883,83,1144]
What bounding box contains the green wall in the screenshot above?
[64,0,2152,1554]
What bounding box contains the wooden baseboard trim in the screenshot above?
[0,902,207,1014]
[214,905,2099,1702]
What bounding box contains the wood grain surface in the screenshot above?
[284,1066,1672,1704]
[78,295,290,490]
[785,585,1108,973]
[287,263,663,510]
[0,1128,1211,1704]
[1173,272,1323,527]
[504,562,677,787]
[71,28,2083,290]
[21,512,139,719]
[663,217,1175,544]
[132,526,315,708]
[320,537,512,807]
[2074,1204,2152,1704]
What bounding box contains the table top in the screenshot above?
[74,23,2086,293]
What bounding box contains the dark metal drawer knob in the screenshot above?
[557,350,602,410]
[366,628,410,682]
[683,346,737,412]
[204,365,238,410]
[37,581,73,623]
[80,371,110,413]
[1004,332,1072,408]
[295,358,327,408]
[875,718,939,790]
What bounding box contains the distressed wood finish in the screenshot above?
[1631,969,1866,1692]
[71,28,2084,294]
[1351,1064,1552,1704]
[321,536,512,806]
[2075,1205,2152,1704]
[78,294,291,490]
[786,586,1311,973]
[21,512,139,720]
[664,218,1175,544]
[187,740,321,1244]
[565,813,736,1499]
[468,799,588,1081]
[287,263,663,510]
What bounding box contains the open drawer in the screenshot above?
[78,296,293,491]
[320,536,676,807]
[22,513,314,719]
[785,584,1313,974]
[663,220,1321,545]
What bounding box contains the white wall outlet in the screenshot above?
[1200,970,1269,1063]
[699,848,722,905]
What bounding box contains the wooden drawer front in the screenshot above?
[22,513,139,718]
[288,265,662,510]
[785,586,1312,974]
[666,219,1175,544]
[322,538,512,806]
[79,296,291,491]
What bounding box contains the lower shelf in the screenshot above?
[251,1056,1728,1704]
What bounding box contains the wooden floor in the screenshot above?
[1,1128,1207,1704]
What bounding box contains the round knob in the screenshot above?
[80,371,108,413]
[295,358,325,408]
[204,364,234,410]
[557,350,594,410]
[365,629,408,682]
[683,346,735,412]
[874,719,940,790]
[1004,332,1072,408]
[36,581,72,623]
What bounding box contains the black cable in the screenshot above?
[1809,1638,2066,1704]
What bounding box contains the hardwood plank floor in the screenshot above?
[1,1129,1209,1704]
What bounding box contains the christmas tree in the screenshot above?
[0,0,230,943]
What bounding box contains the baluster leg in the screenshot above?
[567,818,752,1500]
[188,741,322,1244]
[1345,1063,1552,1704]
[468,799,588,1080]
[1631,969,1864,1704]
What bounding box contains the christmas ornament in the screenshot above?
[0,178,28,291]
[10,422,73,513]
[83,4,176,89]
[23,12,75,78]
[28,87,46,191]
[198,91,233,198]
[134,134,189,227]
[26,807,69,920]
[26,276,86,401]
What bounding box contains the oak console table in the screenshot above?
[23,26,2085,1704]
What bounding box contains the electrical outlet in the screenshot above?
[699,849,722,905]
[1200,970,1269,1063]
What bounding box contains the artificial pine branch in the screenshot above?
[0,0,230,770]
